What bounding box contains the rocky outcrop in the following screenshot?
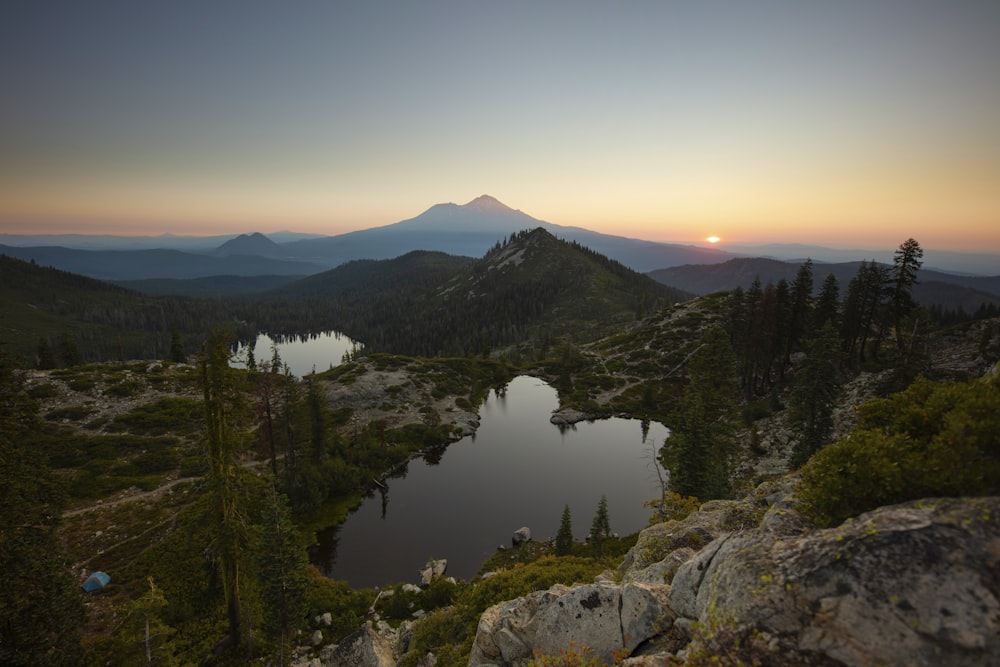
[420,559,448,586]
[469,478,1000,666]
[469,581,672,666]
[668,496,1000,666]
[324,626,396,667]
[549,408,596,426]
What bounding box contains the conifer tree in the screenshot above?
[889,238,923,350]
[201,329,252,655]
[589,496,612,557]
[661,325,738,500]
[788,323,843,467]
[784,259,814,369]
[113,578,178,666]
[812,274,840,331]
[58,331,82,367]
[36,336,56,369]
[257,485,309,663]
[169,328,186,363]
[555,504,573,556]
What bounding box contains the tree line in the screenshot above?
[662,238,929,502]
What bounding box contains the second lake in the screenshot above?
[309,375,670,588]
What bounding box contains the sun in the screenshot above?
[706,236,720,244]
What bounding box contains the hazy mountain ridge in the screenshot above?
[0,230,323,251]
[212,232,289,258]
[649,257,1000,312]
[2,197,738,280]
[4,197,997,283]
[281,195,736,273]
[0,244,327,281]
[726,242,1000,276]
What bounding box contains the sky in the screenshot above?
[1,1,999,251]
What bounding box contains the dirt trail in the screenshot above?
[62,476,200,518]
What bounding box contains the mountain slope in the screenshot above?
[279,228,689,357]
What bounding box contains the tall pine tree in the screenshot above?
[661,325,738,500]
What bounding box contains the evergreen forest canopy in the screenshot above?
[1,233,999,665]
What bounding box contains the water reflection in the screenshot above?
[310,375,669,589]
[232,331,362,377]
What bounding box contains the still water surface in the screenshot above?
[310,375,669,588]
[233,331,361,378]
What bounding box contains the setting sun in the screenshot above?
[707,236,721,244]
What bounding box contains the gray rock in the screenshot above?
[512,526,531,546]
[671,496,1000,667]
[469,580,673,666]
[419,559,447,586]
[534,583,623,662]
[326,626,395,667]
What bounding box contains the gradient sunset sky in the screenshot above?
[2,1,999,251]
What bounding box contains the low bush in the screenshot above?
[798,375,1000,527]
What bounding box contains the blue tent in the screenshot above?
[82,571,110,592]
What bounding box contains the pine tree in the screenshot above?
[36,336,56,369]
[788,323,843,467]
[590,496,611,558]
[661,325,738,500]
[784,259,814,369]
[306,373,327,464]
[201,329,253,655]
[555,504,573,556]
[169,328,186,363]
[589,496,611,558]
[113,578,178,666]
[812,274,840,331]
[257,485,309,663]
[889,238,923,350]
[58,331,82,367]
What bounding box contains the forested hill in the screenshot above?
[255,228,690,357]
[0,254,246,365]
[272,250,475,299]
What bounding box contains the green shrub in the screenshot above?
[303,573,371,642]
[106,378,145,397]
[27,383,59,399]
[110,397,203,436]
[45,405,93,422]
[798,375,1000,527]
[398,606,469,667]
[68,377,96,392]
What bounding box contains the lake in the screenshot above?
[309,375,669,589]
[233,331,362,378]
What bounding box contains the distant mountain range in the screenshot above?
[1,195,735,280]
[1,195,997,285]
[0,245,324,281]
[278,195,736,273]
